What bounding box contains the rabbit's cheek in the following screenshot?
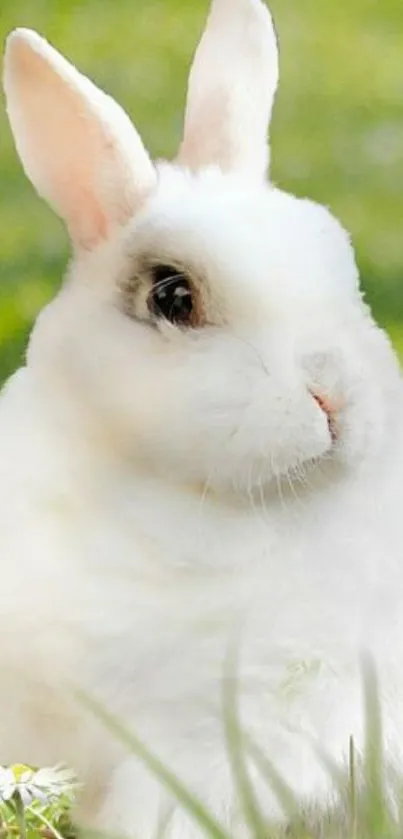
[210,385,334,489]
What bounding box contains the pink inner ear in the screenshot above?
[6,33,157,250]
[47,116,119,248]
[42,122,111,248]
[65,184,108,249]
[180,91,241,174]
[13,72,119,248]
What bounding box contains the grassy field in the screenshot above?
[0,0,403,382]
[0,666,400,839]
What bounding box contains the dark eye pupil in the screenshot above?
[149,265,194,325]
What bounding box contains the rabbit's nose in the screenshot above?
[310,391,339,443]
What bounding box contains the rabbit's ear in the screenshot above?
[178,0,279,179]
[3,29,157,250]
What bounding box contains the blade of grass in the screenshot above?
[361,653,386,837]
[13,792,27,839]
[245,736,302,827]
[349,736,358,839]
[77,692,233,839]
[312,742,348,808]
[26,806,66,839]
[153,805,174,839]
[222,641,269,839]
[76,829,122,839]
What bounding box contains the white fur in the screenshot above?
[178,0,279,176]
[2,1,403,836]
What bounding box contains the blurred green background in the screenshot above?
[0,0,402,383]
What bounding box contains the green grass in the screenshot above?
[77,659,403,839]
[2,664,402,839]
[0,0,403,381]
[0,765,77,838]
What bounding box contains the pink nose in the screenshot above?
[311,392,338,443]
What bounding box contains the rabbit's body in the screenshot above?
[1,285,403,833]
[2,0,403,835]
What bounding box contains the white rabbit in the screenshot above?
[1,0,403,835]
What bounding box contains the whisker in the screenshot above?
[284,467,307,513]
[231,333,270,376]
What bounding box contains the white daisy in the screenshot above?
[27,765,78,803]
[0,766,16,802]
[0,764,78,806]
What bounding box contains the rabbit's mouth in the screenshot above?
[311,391,338,445]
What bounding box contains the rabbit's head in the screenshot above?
[3,0,399,494]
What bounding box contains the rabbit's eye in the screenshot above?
[148,265,194,326]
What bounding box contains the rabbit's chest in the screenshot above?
[72,477,379,652]
[71,493,380,751]
[71,486,403,758]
